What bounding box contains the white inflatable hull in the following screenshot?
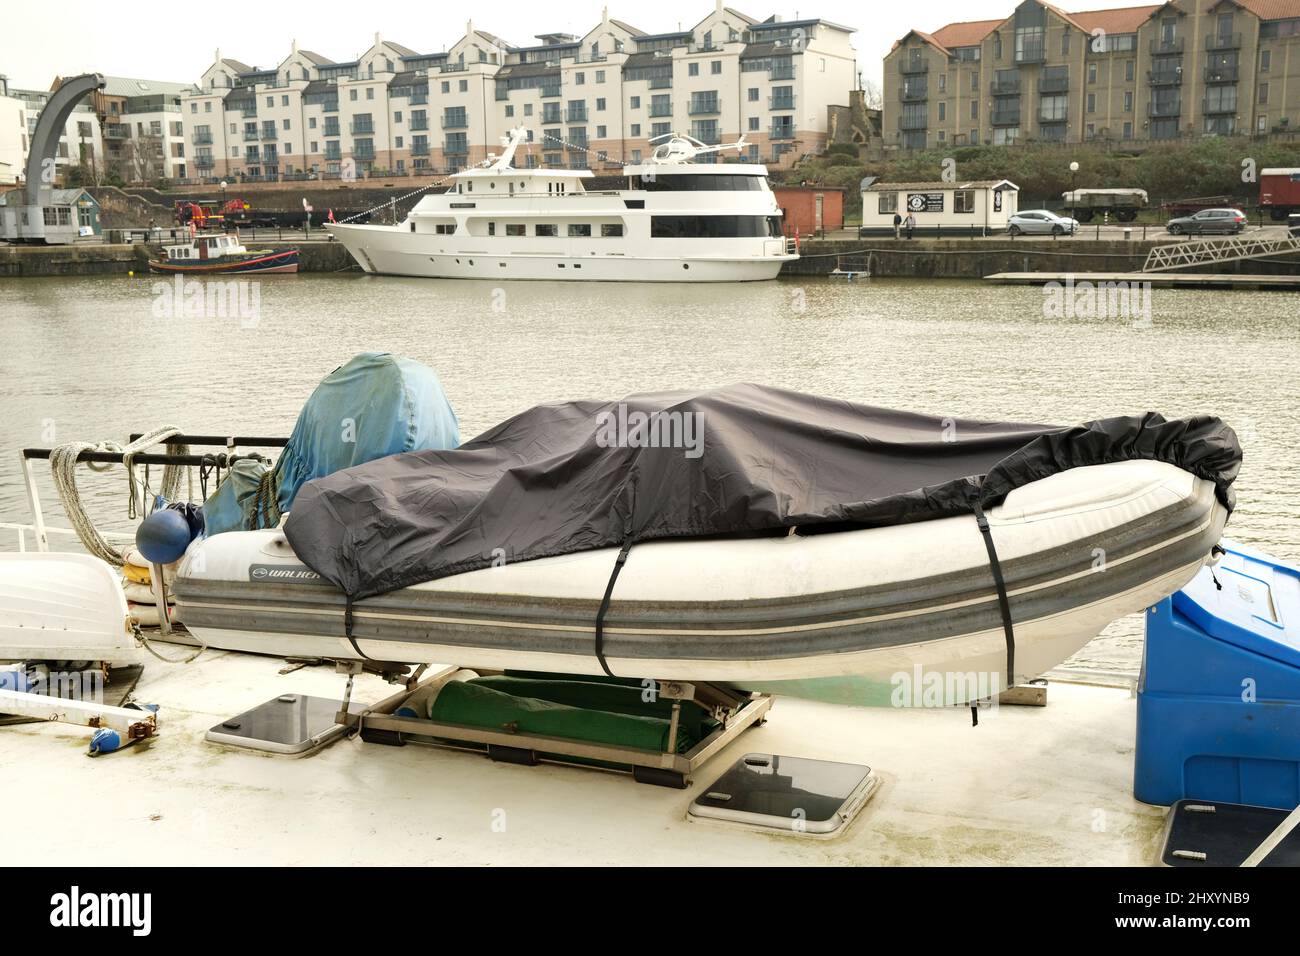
[174,460,1228,694]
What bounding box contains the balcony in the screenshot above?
[260,127,277,140]
[540,86,562,98]
[241,108,258,118]
[567,134,589,149]
[1150,37,1184,55]
[353,143,375,160]
[243,130,260,141]
[350,120,375,135]
[688,99,720,115]
[1206,33,1241,51]
[1147,100,1181,118]
[105,125,129,140]
[195,154,215,168]
[442,114,469,129]
[898,114,927,131]
[769,64,795,80]
[1204,65,1239,84]
[990,109,1021,126]
[900,87,928,103]
[321,99,338,113]
[1148,68,1183,86]
[1038,109,1068,124]
[1039,75,1069,94]
[769,124,796,140]
[990,77,1021,95]
[1203,98,1238,115]
[323,123,340,137]
[410,94,428,105]
[191,131,213,144]
[542,109,563,124]
[649,77,672,89]
[324,145,342,160]
[648,102,672,117]
[410,117,429,130]
[769,94,796,110]
[411,143,430,156]
[564,108,588,123]
[899,59,928,75]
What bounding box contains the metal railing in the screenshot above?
[648,102,672,117]
[688,100,720,115]
[648,77,672,89]
[1147,100,1181,117]
[898,59,928,75]
[350,122,375,135]
[1206,32,1241,51]
[1150,37,1184,55]
[1203,97,1238,115]
[1204,65,1239,83]
[990,109,1021,126]
[1144,233,1300,272]
[991,78,1021,95]
[769,125,796,140]
[1039,75,1069,93]
[1015,44,1046,64]
[260,128,277,140]
[564,109,588,122]
[411,143,430,155]
[441,115,469,128]
[191,131,213,144]
[900,87,928,103]
[1148,69,1183,86]
[409,118,429,130]
[1038,110,1068,124]
[769,65,795,80]
[769,94,796,110]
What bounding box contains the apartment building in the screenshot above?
[884,0,1300,149]
[93,77,199,182]
[179,2,856,182]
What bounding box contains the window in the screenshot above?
[1125,60,1135,82]
[505,224,526,236]
[310,141,318,152]
[748,117,759,131]
[971,72,979,92]
[1087,93,1096,113]
[1260,82,1269,105]
[938,102,946,121]
[350,89,358,101]
[190,103,197,113]
[650,215,779,238]
[309,117,318,129]
[601,223,623,237]
[1088,64,1097,84]
[877,192,898,214]
[1261,50,1271,72]
[575,73,585,85]
[367,87,374,100]
[394,111,403,123]
[1124,91,1133,112]
[596,98,606,111]
[630,96,640,109]
[395,136,403,148]
[267,96,274,107]
[524,104,533,116]
[1123,121,1133,139]
[1062,30,1070,56]
[205,102,212,113]
[630,123,640,136]
[597,125,606,138]
[283,118,291,130]
[631,149,641,162]
[441,81,449,94]
[505,105,514,117]
[689,63,699,77]
[748,88,759,102]
[568,223,592,236]
[535,223,558,236]
[938,74,946,93]
[434,223,455,234]
[281,95,289,106]
[970,100,979,120]
[711,61,722,75]
[954,190,975,213]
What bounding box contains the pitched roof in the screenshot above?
[101,76,199,97]
[610,19,646,36]
[220,58,253,74]
[930,19,1002,48]
[474,30,512,49]
[381,40,421,57]
[1066,4,1160,33]
[1233,0,1300,18]
[296,49,335,66]
[865,179,1019,191]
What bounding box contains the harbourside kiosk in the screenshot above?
[859,178,1018,238]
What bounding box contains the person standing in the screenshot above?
[893,212,902,239]
[904,211,916,240]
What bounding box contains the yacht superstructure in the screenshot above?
[328,128,798,282]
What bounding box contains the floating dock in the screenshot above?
[985,271,1300,290]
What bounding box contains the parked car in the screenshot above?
[1165,208,1248,236]
[1006,210,1080,236]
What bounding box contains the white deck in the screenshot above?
[0,650,1166,866]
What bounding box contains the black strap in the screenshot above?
[594,541,634,677]
[343,596,371,660]
[972,500,1016,692]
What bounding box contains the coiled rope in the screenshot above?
[49,425,191,566]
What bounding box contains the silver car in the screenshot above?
[1007,209,1080,236]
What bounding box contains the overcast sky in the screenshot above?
[1,0,1021,92]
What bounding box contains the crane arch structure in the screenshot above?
[10,72,105,242]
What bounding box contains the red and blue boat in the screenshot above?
[150,233,299,274]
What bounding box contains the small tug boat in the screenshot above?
[150,232,299,275]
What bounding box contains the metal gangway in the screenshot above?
[1143,233,1300,272]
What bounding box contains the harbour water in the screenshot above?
[2,273,1297,676]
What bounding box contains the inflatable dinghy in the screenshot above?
[173,458,1228,688]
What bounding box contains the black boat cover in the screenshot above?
[283,384,1241,600]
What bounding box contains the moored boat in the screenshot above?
[149,232,299,274]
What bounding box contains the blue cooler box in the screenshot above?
[1135,540,1300,810]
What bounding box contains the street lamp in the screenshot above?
[1069,161,1080,233]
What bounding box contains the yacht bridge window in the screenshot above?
[632,174,766,191]
[650,215,782,238]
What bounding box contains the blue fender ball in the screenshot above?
[89,728,122,756]
[136,508,193,565]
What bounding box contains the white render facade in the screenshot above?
[179,3,856,183]
[0,76,103,186]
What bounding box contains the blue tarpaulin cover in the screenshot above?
[202,352,459,536]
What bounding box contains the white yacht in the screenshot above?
[328,128,797,282]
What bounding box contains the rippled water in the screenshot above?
[2,273,1297,674]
